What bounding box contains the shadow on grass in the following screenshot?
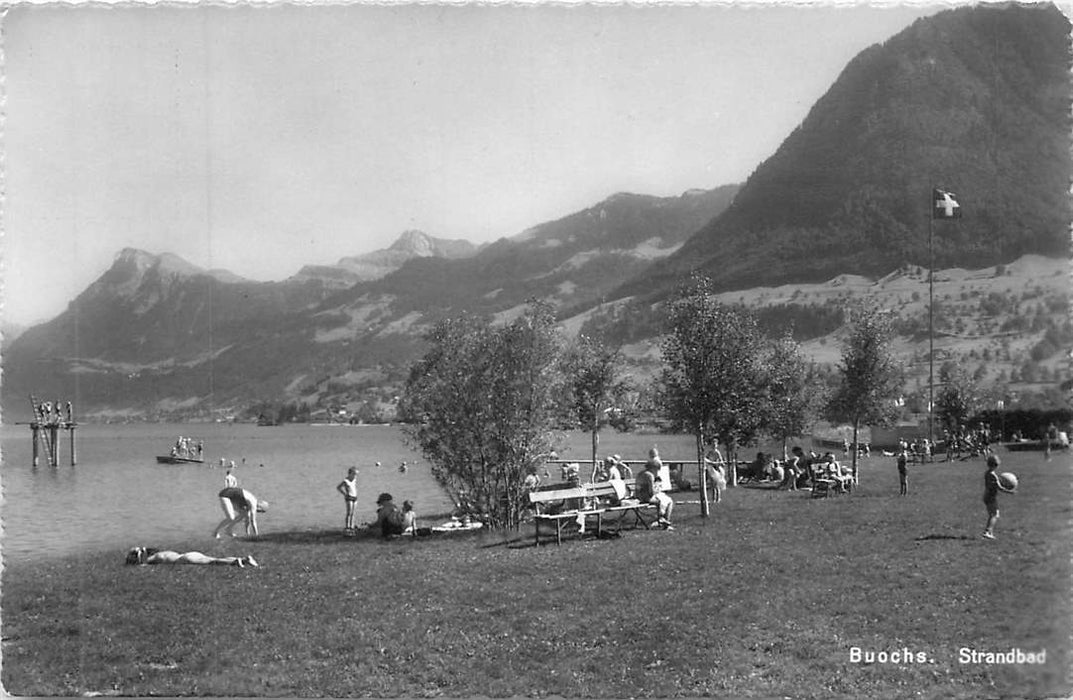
[250,529,376,545]
[481,536,532,549]
[915,533,975,541]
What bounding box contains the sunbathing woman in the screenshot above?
[126,546,258,567]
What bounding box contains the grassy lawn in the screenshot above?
[3,453,1070,698]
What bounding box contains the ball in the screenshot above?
[998,472,1018,490]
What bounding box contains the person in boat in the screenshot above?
[213,487,268,538]
[126,546,257,568]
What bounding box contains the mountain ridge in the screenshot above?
[289,230,480,288]
[1,186,739,420]
[3,3,1069,421]
[617,2,1071,303]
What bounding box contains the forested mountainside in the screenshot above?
[622,3,1071,302]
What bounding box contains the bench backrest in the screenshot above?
[528,485,587,506]
[527,478,638,507]
[584,478,637,498]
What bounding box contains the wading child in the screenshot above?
[982,454,1015,539]
[337,467,359,534]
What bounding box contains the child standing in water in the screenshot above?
[337,467,359,534]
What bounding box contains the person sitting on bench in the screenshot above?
[636,448,674,530]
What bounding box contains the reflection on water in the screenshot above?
[1,423,697,563]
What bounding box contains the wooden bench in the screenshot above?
[582,480,659,532]
[528,484,605,546]
[527,479,659,545]
[810,469,855,498]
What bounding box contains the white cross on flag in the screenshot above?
[933,189,962,219]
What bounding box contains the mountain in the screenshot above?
[0,187,737,420]
[5,4,1069,422]
[620,2,1071,302]
[1,248,337,419]
[289,231,480,288]
[2,321,29,348]
[334,187,740,320]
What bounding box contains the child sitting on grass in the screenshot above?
[401,500,417,536]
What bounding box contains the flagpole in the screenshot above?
[928,188,935,446]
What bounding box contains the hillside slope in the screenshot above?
[623,2,1071,301]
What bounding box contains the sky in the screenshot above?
[0,1,953,327]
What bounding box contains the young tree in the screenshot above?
[765,334,822,459]
[660,277,768,515]
[934,364,981,435]
[399,302,562,529]
[562,335,633,480]
[827,309,904,482]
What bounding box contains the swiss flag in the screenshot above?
[933,189,962,219]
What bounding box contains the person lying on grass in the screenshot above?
[125,547,258,568]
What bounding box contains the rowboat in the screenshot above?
[156,455,205,464]
[158,435,205,464]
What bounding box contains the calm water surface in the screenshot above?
[0,423,697,564]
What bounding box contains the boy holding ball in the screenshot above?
[982,454,1015,540]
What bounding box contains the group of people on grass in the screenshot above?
[943,426,991,460]
[127,427,1029,567]
[732,447,854,494]
[894,444,1017,539]
[337,466,418,538]
[540,448,678,530]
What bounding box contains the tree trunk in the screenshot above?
[852,420,860,484]
[590,422,599,482]
[698,426,709,517]
[726,438,737,487]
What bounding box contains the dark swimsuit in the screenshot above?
[219,487,249,510]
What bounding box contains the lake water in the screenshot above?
[0,423,698,564]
